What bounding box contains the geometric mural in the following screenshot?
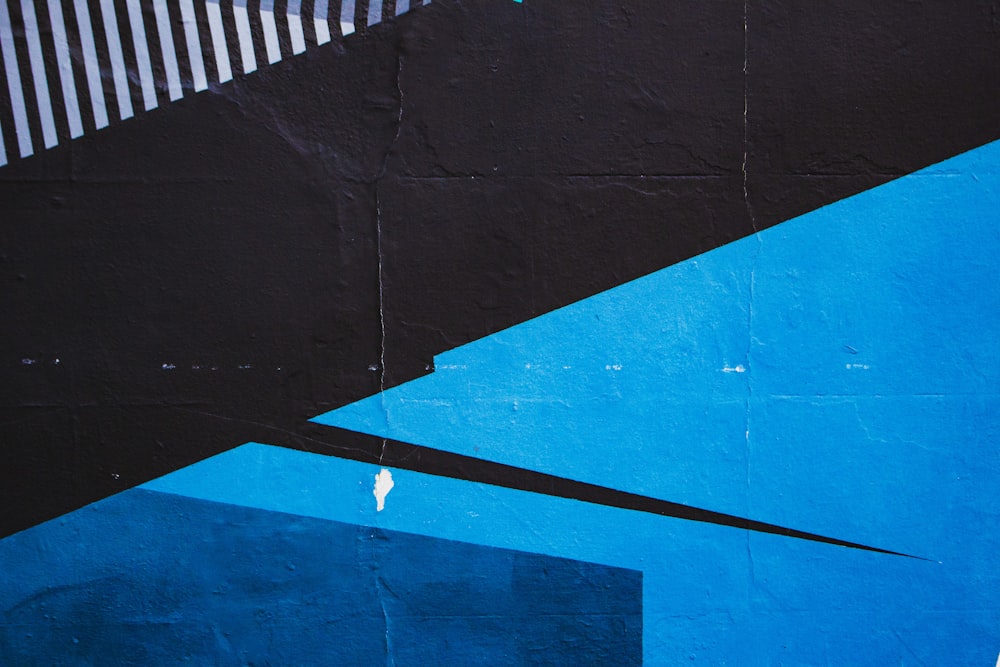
[2,0,1000,663]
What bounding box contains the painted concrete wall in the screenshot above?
[1,1,999,663]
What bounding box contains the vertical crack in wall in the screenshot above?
[374,49,405,465]
[742,0,760,594]
[371,49,405,667]
[369,532,394,666]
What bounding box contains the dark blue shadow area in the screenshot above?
[0,489,641,665]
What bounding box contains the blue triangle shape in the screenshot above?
[313,140,1000,533]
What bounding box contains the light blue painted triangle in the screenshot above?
[313,140,1000,540]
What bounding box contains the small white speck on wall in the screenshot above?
[373,469,394,512]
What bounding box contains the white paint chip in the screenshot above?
[722,365,746,373]
[373,468,394,512]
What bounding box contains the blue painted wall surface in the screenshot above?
[0,483,642,665]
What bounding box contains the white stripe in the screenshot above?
[339,0,353,36]
[48,0,85,136]
[72,0,108,129]
[259,0,280,64]
[152,0,183,100]
[366,0,380,26]
[124,0,157,110]
[312,0,329,45]
[179,0,206,91]
[22,0,58,146]
[395,0,409,15]
[99,0,134,120]
[204,0,231,83]
[0,0,32,156]
[232,0,256,74]
[0,118,6,165]
[285,0,304,55]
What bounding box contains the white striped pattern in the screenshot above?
[124,0,157,110]
[99,0,133,120]
[258,0,280,65]
[0,0,31,156]
[205,0,231,84]
[339,0,354,36]
[21,0,57,146]
[73,0,109,129]
[313,0,330,45]
[46,0,83,137]
[0,0,436,167]
[180,0,208,92]
[286,0,305,55]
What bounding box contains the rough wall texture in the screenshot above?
[1,1,999,663]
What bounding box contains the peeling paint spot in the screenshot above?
[605,364,622,371]
[20,358,37,365]
[373,468,394,512]
[845,363,870,370]
[161,363,176,370]
[722,365,746,373]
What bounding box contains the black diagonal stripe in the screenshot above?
[32,0,69,142]
[108,0,145,115]
[191,0,218,84]
[138,0,171,108]
[218,0,243,77]
[298,0,316,47]
[244,0,269,69]
[61,0,99,134]
[163,0,192,93]
[86,0,122,121]
[260,420,924,560]
[271,0,292,60]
